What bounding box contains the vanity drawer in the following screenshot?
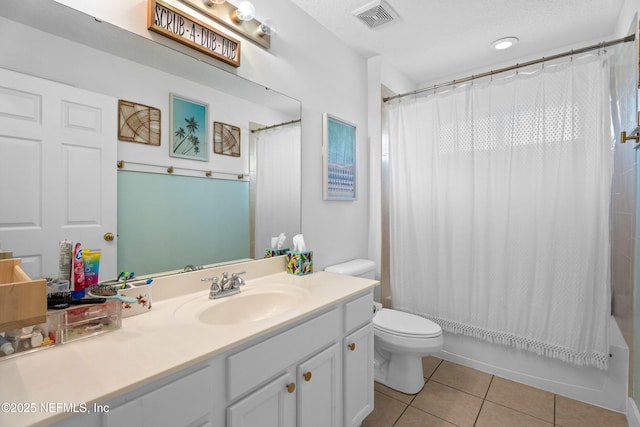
[344,291,373,333]
[227,308,339,401]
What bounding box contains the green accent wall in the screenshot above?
[117,171,249,276]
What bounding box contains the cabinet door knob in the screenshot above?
[286,382,296,393]
[348,342,356,351]
[303,371,312,382]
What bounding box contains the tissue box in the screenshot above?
[286,251,313,275]
[264,248,290,258]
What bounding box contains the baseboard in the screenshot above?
[628,398,640,427]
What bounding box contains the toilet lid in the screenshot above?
[374,309,442,338]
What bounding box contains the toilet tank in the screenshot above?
[324,259,376,279]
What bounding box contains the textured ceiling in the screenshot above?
[289,0,627,85]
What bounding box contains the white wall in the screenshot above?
[13,0,371,270]
[366,56,415,284]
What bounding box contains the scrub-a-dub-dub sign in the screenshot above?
[148,0,240,67]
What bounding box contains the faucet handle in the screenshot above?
[231,271,246,288]
[204,277,220,299]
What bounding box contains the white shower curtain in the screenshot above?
[384,52,614,368]
[254,123,301,257]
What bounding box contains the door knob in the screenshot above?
[303,372,312,382]
[104,232,115,242]
[286,382,296,393]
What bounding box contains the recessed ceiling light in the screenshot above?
[492,37,519,50]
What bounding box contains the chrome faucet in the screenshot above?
[202,271,246,299]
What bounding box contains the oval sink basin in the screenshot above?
[175,284,310,326]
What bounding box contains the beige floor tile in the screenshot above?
[362,390,408,427]
[394,406,457,427]
[475,401,553,427]
[411,380,483,427]
[485,376,554,423]
[422,356,442,379]
[374,381,418,404]
[555,395,628,427]
[430,360,492,397]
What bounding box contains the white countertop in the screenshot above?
[0,268,378,426]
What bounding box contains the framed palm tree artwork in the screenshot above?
[169,93,209,161]
[213,121,240,157]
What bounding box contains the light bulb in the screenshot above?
[491,37,519,51]
[234,1,255,21]
[257,19,276,36]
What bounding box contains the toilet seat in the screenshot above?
[374,309,442,339]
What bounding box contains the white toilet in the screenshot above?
[325,259,443,394]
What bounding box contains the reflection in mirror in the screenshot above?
[0,0,301,278]
[250,120,302,259]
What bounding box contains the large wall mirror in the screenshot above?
[0,0,301,279]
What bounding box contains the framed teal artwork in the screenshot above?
[169,93,209,161]
[322,113,357,200]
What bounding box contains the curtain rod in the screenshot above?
[251,118,301,133]
[383,34,636,103]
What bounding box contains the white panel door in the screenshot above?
[0,68,117,279]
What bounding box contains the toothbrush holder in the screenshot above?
[118,282,152,317]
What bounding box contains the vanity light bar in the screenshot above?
[178,0,272,49]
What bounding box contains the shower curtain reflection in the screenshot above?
[251,122,302,258]
[384,51,615,369]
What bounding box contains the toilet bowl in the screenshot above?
[324,259,443,395]
[373,307,443,394]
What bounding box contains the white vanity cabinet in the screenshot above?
[296,343,341,427]
[51,362,223,427]
[102,365,216,427]
[343,323,374,426]
[227,344,340,427]
[225,307,342,427]
[342,292,375,427]
[53,289,374,427]
[225,291,374,427]
[227,372,297,427]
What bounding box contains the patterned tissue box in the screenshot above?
[286,251,313,275]
[264,248,290,258]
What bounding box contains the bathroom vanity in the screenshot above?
[0,258,378,427]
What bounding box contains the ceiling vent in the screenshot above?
[352,0,400,30]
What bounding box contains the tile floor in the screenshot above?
[362,357,629,427]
